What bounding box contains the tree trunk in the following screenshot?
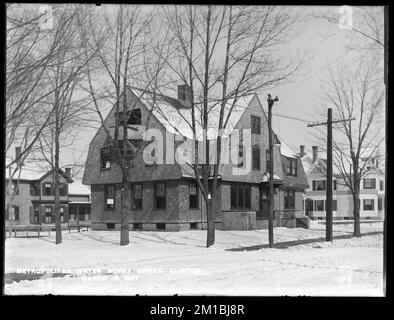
[120,181,130,246]
[353,187,361,238]
[54,104,62,245]
[206,197,215,247]
[54,167,62,244]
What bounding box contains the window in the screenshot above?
[59,183,67,196]
[363,178,376,189]
[315,200,324,211]
[189,182,198,209]
[378,197,383,210]
[230,183,251,209]
[69,206,77,221]
[34,209,39,223]
[190,223,198,230]
[129,109,141,125]
[155,182,166,209]
[106,223,115,229]
[251,115,261,134]
[133,223,142,230]
[380,180,384,191]
[363,199,374,211]
[105,185,115,210]
[30,183,39,196]
[156,223,166,230]
[59,207,64,222]
[12,206,19,221]
[43,182,53,196]
[317,166,323,174]
[131,184,143,210]
[259,187,268,211]
[266,150,271,171]
[45,206,53,223]
[11,181,19,195]
[284,189,295,209]
[100,147,111,169]
[285,157,297,176]
[312,180,327,191]
[237,144,244,168]
[252,147,261,170]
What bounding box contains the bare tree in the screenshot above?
[27,4,98,244]
[164,5,306,247]
[317,60,384,237]
[82,5,172,246]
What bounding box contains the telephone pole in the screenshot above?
[267,94,278,248]
[307,110,355,241]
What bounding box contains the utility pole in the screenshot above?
[267,94,278,248]
[307,111,355,241]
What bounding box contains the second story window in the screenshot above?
[155,182,166,209]
[43,182,53,196]
[252,147,261,170]
[363,178,376,189]
[285,157,297,176]
[100,147,111,169]
[59,183,67,196]
[251,115,261,134]
[30,182,39,196]
[11,181,19,195]
[131,184,143,210]
[105,185,115,210]
[312,180,326,191]
[380,180,384,191]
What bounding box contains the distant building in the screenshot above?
[83,85,310,231]
[298,145,385,220]
[5,166,91,225]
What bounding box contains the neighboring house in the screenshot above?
[5,166,91,225]
[83,85,309,231]
[69,181,91,221]
[298,145,385,220]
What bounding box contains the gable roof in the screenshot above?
[5,167,73,183]
[131,87,255,141]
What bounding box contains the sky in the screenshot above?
[7,5,385,181]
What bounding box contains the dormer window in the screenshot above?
[285,157,297,176]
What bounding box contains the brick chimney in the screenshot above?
[178,84,193,106]
[65,167,71,179]
[299,145,305,157]
[15,147,22,167]
[312,146,318,163]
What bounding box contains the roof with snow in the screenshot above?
[134,87,254,141]
[5,167,73,183]
[69,181,90,195]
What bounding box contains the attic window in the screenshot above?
[117,109,141,126]
[129,109,141,125]
[317,166,323,174]
[100,147,111,169]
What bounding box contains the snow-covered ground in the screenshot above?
[4,222,384,296]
